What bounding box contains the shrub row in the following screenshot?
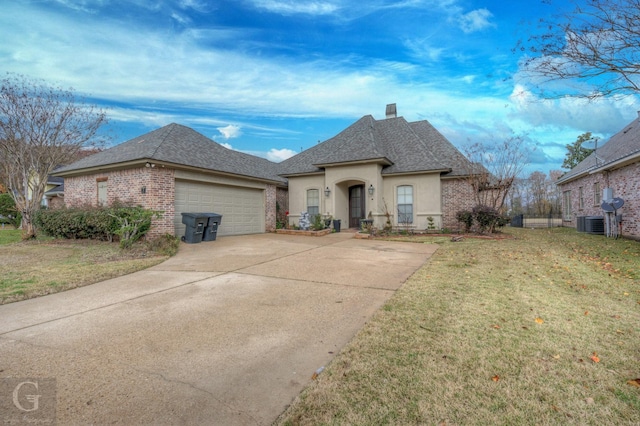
[34,204,160,248]
[456,205,509,233]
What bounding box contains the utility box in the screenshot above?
[585,216,604,234]
[181,213,209,243]
[202,213,223,242]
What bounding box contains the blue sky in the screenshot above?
[2,0,639,175]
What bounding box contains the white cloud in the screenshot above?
[458,8,495,33]
[219,142,234,149]
[217,125,242,140]
[266,148,297,162]
[249,0,339,15]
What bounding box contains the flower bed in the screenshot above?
[275,228,332,237]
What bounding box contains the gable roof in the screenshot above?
[278,115,468,176]
[54,123,286,184]
[556,115,640,185]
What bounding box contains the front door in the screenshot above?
[349,185,365,228]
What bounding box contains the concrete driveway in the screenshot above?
[0,232,437,425]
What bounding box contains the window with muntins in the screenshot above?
[578,187,584,210]
[397,185,413,224]
[97,179,108,206]
[563,190,572,220]
[306,189,319,217]
[593,182,601,206]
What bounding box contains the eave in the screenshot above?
[53,158,288,187]
[313,157,393,168]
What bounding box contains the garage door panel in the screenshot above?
[174,180,264,237]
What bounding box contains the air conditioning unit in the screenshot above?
[584,216,604,234]
[576,216,586,232]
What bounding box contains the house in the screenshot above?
[55,105,478,237]
[54,124,288,238]
[279,104,475,231]
[556,114,640,239]
[43,176,64,208]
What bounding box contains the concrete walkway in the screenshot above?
[0,232,437,425]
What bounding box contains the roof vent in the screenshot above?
[386,103,397,119]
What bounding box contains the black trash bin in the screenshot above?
[332,219,341,232]
[202,213,223,242]
[181,213,208,243]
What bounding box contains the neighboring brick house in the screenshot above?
[55,105,479,236]
[556,114,640,240]
[279,104,477,231]
[54,124,288,238]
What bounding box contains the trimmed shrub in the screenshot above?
[456,210,474,233]
[34,204,160,247]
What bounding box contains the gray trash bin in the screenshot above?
[203,213,223,242]
[181,213,208,243]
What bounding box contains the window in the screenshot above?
[578,187,584,210]
[563,190,572,220]
[306,189,319,217]
[593,182,601,206]
[397,185,413,224]
[97,178,108,206]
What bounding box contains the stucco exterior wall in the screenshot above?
[327,163,382,226]
[287,164,448,231]
[287,174,326,226]
[64,166,176,237]
[558,161,640,239]
[380,173,442,229]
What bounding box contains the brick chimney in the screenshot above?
[385,103,397,119]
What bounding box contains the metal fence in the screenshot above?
[510,214,563,229]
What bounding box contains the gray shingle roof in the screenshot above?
[279,115,468,176]
[557,115,640,184]
[55,124,286,184]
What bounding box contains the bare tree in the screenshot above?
[0,74,108,239]
[462,136,531,213]
[517,0,640,99]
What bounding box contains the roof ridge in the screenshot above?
[149,123,178,159]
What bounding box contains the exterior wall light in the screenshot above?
[324,186,331,197]
[368,184,375,196]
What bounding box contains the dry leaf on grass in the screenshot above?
[491,375,500,382]
[627,379,640,387]
[590,352,600,363]
[535,317,545,324]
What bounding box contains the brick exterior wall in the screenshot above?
[441,178,477,231]
[276,187,288,226]
[558,161,640,239]
[47,196,65,209]
[265,184,277,232]
[64,166,175,237]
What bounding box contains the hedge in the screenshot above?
[34,204,160,248]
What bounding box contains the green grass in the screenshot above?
[0,237,174,304]
[277,228,640,425]
[0,228,21,245]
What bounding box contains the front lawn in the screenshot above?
[0,228,21,245]
[277,227,640,425]
[0,237,175,304]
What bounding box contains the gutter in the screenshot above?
[588,149,640,175]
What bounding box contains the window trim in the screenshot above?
[306,188,320,217]
[397,185,414,224]
[593,182,601,206]
[97,178,108,206]
[578,186,584,210]
[563,190,572,221]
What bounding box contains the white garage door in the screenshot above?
[174,180,265,237]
